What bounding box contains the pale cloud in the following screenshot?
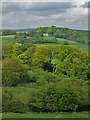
[1,0,89,3]
[73,0,88,6]
[1,0,89,30]
[66,7,88,18]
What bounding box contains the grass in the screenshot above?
[2,112,89,118]
[34,38,88,53]
[57,38,77,45]
[0,35,88,53]
[57,38,88,53]
[0,35,16,43]
[76,43,88,53]
[76,30,89,44]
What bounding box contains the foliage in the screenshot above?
[26,36,57,44]
[28,27,78,40]
[20,43,35,51]
[2,88,13,112]
[2,43,13,59]
[27,45,89,80]
[63,40,69,45]
[2,57,29,86]
[28,78,88,112]
[2,27,89,113]
[1,30,16,36]
[27,26,89,44]
[2,44,89,86]
[2,88,27,113]
[15,32,27,44]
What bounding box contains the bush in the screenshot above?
[2,88,13,112]
[2,57,29,86]
[28,79,85,112]
[20,43,35,51]
[29,45,88,80]
[2,30,16,36]
[2,88,27,113]
[10,99,27,113]
[63,40,69,45]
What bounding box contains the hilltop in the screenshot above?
[1,26,89,44]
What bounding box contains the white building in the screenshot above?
[43,33,49,37]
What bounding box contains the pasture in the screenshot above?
[0,35,88,53]
[57,38,88,53]
[34,38,88,53]
[0,35,16,43]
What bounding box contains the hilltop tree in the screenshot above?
[2,30,16,36]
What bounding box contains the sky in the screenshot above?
[1,0,89,30]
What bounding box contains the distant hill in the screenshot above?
[14,28,34,33]
[1,27,89,44]
[27,26,89,44]
[0,28,35,36]
[0,28,34,34]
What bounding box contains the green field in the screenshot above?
[76,30,89,43]
[0,35,16,43]
[34,38,88,53]
[57,38,88,53]
[2,112,89,118]
[0,35,88,53]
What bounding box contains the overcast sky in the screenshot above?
[1,0,89,30]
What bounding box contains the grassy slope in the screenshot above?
[35,38,88,53]
[0,35,16,43]
[76,30,89,43]
[0,34,88,53]
[57,38,88,53]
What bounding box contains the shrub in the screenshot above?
[10,99,26,113]
[2,57,29,86]
[2,88,13,112]
[28,80,84,112]
[2,88,27,113]
[63,40,69,45]
[2,30,16,36]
